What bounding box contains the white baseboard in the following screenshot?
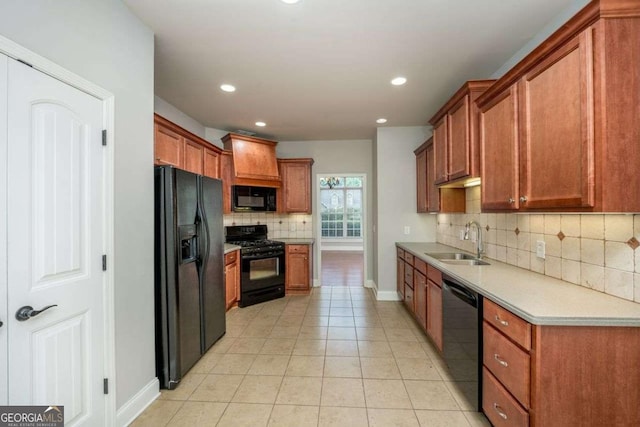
[364,280,375,289]
[117,378,160,427]
[320,246,364,252]
[313,279,320,287]
[375,290,402,301]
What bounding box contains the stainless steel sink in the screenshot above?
[425,252,490,266]
[439,259,490,266]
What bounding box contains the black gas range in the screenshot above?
[225,225,285,307]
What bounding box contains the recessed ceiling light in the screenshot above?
[220,84,236,93]
[255,121,266,127]
[391,77,407,86]
[376,118,387,124]
[281,0,300,4]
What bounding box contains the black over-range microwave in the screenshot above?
[232,185,277,212]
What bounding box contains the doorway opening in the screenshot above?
[316,174,366,287]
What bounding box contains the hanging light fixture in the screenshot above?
[320,176,341,189]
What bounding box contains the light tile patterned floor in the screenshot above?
[131,287,491,427]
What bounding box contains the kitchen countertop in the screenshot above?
[276,238,315,245]
[397,242,640,327]
[224,243,241,254]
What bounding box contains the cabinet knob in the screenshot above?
[519,196,528,203]
[508,197,515,204]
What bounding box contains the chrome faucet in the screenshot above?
[464,221,483,259]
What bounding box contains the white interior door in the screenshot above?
[0,52,8,406]
[5,57,106,426]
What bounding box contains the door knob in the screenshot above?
[15,304,58,321]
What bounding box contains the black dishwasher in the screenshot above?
[442,275,483,411]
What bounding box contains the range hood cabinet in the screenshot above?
[222,133,281,187]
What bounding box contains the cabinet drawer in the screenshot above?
[404,283,414,311]
[483,367,529,427]
[484,299,531,350]
[414,258,427,275]
[287,244,309,254]
[397,248,404,258]
[404,252,414,265]
[404,266,414,288]
[225,250,238,265]
[483,322,530,408]
[427,264,442,285]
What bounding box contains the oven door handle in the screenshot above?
[243,252,284,260]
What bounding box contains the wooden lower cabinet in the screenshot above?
[426,279,443,351]
[285,244,312,294]
[397,249,405,300]
[396,247,443,353]
[224,250,240,311]
[483,298,640,426]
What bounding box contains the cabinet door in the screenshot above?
[425,143,440,212]
[519,30,595,209]
[480,85,520,210]
[183,137,204,175]
[427,280,443,352]
[416,148,428,212]
[225,258,238,310]
[414,271,427,329]
[203,147,220,179]
[154,123,183,167]
[433,118,448,184]
[397,255,405,300]
[286,246,310,290]
[282,161,311,213]
[448,95,471,181]
[220,151,234,214]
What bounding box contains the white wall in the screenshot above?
[491,0,590,78]
[155,95,206,138]
[0,0,156,416]
[276,140,374,283]
[375,127,437,299]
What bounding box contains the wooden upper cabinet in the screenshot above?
[429,80,495,186]
[432,119,448,184]
[476,1,640,212]
[480,85,520,211]
[203,148,220,179]
[220,151,234,214]
[447,95,471,181]
[154,122,183,167]
[279,158,314,213]
[415,144,428,213]
[153,114,223,179]
[183,137,204,175]
[518,30,594,210]
[222,133,280,186]
[415,138,465,213]
[425,143,440,213]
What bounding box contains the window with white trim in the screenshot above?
[320,176,362,238]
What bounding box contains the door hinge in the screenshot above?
[102,129,107,146]
[102,255,107,271]
[103,378,109,394]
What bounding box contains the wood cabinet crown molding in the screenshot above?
[428,80,496,124]
[154,114,222,153]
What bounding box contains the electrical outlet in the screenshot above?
[470,230,477,243]
[459,230,465,240]
[289,223,296,232]
[536,240,546,259]
[403,226,410,235]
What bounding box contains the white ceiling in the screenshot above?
[124,0,576,141]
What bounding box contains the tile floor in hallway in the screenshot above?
[131,287,491,427]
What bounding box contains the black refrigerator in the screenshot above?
[154,166,225,389]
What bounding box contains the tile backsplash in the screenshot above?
[437,186,640,303]
[224,213,313,239]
